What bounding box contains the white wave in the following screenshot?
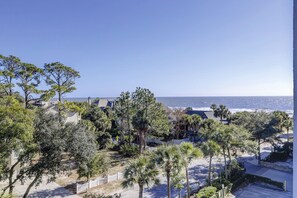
[168,106,293,115]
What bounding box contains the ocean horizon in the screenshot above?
[56,96,293,115]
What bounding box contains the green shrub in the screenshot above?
[196,186,217,198]
[118,144,138,157]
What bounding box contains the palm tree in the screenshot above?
[211,104,229,122]
[210,104,217,112]
[180,142,203,198]
[182,114,193,131]
[122,156,159,198]
[201,140,221,185]
[153,145,183,198]
[217,105,229,122]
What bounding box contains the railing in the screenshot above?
[76,172,123,194]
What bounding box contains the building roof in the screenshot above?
[93,98,114,109]
[185,110,220,121]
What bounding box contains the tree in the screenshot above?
[211,124,256,179]
[44,62,80,102]
[21,110,67,198]
[132,87,170,154]
[114,91,134,144]
[122,156,159,198]
[211,104,230,122]
[185,107,193,111]
[181,114,193,131]
[0,55,21,96]
[283,117,293,142]
[21,112,100,197]
[180,142,203,198]
[153,145,182,198]
[272,111,289,131]
[210,104,217,112]
[199,119,221,141]
[0,96,35,195]
[83,106,112,149]
[232,111,278,164]
[78,153,110,191]
[15,62,43,108]
[201,140,220,185]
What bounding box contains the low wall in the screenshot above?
[260,161,293,173]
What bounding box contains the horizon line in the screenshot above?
[58,95,293,99]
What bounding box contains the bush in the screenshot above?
[118,144,139,157]
[196,186,217,198]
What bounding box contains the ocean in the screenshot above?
[61,96,293,115]
[156,96,293,114]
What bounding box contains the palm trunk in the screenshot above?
[208,156,212,185]
[23,174,41,198]
[139,130,145,154]
[143,130,147,151]
[186,165,190,198]
[139,184,144,198]
[166,171,171,198]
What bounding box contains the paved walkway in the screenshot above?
[244,161,293,192]
[1,176,80,198]
[234,184,293,198]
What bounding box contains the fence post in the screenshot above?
[117,172,120,180]
[107,175,109,183]
[222,184,225,198]
[76,182,78,194]
[283,180,287,191]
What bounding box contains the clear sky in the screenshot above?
[0,0,293,97]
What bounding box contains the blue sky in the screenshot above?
[0,0,293,97]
